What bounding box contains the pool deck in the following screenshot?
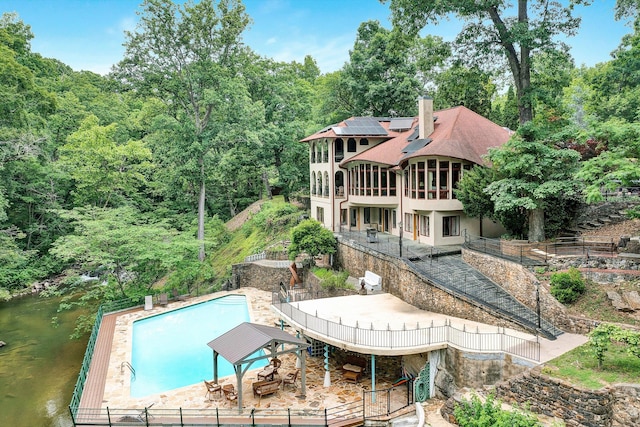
[81,288,405,415]
[78,287,586,426]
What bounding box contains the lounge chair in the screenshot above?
[158,293,168,307]
[282,369,299,390]
[222,384,238,405]
[204,380,221,401]
[118,403,154,423]
[172,288,188,301]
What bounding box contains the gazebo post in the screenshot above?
[236,366,243,413]
[213,352,219,383]
[300,343,307,397]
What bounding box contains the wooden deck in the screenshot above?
[78,307,142,411]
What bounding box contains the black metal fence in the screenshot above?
[363,379,414,419]
[465,234,618,265]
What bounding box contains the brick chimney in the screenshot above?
[418,95,434,139]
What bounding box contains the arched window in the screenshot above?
[323,140,329,162]
[360,138,369,146]
[318,173,323,197]
[335,171,344,196]
[347,138,356,152]
[334,138,344,162]
[311,171,317,195]
[324,172,330,197]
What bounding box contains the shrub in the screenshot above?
[453,393,541,427]
[312,267,350,290]
[288,219,337,265]
[550,267,585,304]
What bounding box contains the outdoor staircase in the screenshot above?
[406,254,563,340]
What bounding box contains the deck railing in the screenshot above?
[272,294,540,361]
[465,234,618,265]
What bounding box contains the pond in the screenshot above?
[0,293,88,427]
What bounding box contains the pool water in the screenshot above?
[130,294,261,397]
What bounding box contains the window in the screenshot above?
[452,162,461,199]
[442,216,460,237]
[340,209,347,225]
[324,172,329,197]
[420,215,429,236]
[389,171,396,196]
[347,138,357,152]
[427,159,437,199]
[404,213,413,232]
[323,141,329,162]
[311,172,317,195]
[372,165,379,196]
[350,208,357,227]
[334,139,344,162]
[310,143,316,163]
[417,161,425,199]
[392,210,397,228]
[316,207,324,223]
[360,138,369,145]
[364,207,371,224]
[439,161,449,199]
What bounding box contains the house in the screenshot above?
[301,96,511,246]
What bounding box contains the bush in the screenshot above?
[453,393,541,427]
[312,267,350,290]
[288,219,337,264]
[550,267,585,304]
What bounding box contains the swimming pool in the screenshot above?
[130,294,261,397]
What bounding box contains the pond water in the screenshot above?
[0,294,87,427]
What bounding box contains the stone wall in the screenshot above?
[336,238,533,334]
[461,248,582,334]
[441,368,640,427]
[434,347,535,399]
[231,262,301,292]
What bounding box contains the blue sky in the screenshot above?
[1,0,633,75]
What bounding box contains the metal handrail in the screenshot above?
[272,296,540,361]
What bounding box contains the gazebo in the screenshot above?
[207,322,310,411]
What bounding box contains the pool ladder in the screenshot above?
[121,361,136,381]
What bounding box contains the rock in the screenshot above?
[0,341,6,347]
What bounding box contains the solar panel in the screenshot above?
[389,118,414,131]
[402,138,431,154]
[332,117,387,136]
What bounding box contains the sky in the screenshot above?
[0,0,634,76]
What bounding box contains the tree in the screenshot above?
[485,133,581,242]
[388,0,584,124]
[434,62,496,117]
[58,115,152,208]
[114,0,250,261]
[341,20,422,116]
[288,220,337,266]
[50,206,195,298]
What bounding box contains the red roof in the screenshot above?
[302,106,511,167]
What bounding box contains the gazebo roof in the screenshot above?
[207,322,308,365]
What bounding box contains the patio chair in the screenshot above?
[204,380,221,401]
[282,369,299,390]
[222,384,238,405]
[172,288,188,301]
[270,358,282,376]
[158,293,168,307]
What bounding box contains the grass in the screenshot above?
[208,197,303,284]
[563,278,640,326]
[542,341,640,389]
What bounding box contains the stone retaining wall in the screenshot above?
[231,262,299,292]
[441,368,640,426]
[335,238,531,334]
[461,248,583,334]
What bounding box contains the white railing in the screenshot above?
[272,299,540,361]
[244,251,266,263]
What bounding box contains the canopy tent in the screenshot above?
[207,322,309,411]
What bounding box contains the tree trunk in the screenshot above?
[262,170,272,199]
[528,207,545,242]
[198,159,206,262]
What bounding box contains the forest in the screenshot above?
[1,0,639,309]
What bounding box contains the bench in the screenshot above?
[358,270,382,293]
[252,379,281,398]
[342,355,366,383]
